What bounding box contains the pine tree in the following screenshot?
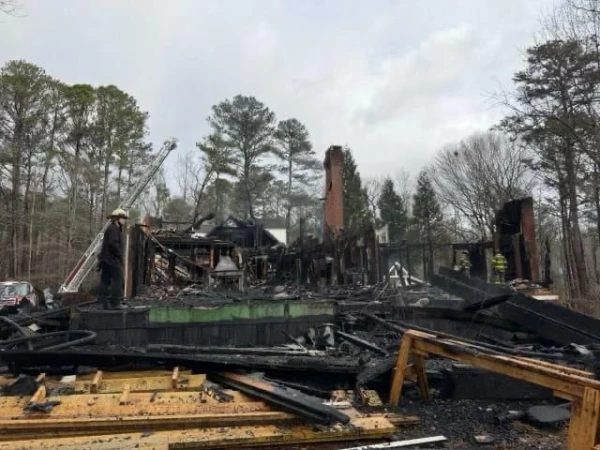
[194,132,237,222]
[274,118,320,243]
[502,39,594,296]
[413,171,443,243]
[342,148,370,231]
[377,178,407,242]
[208,95,276,220]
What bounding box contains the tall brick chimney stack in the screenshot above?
[322,146,344,241]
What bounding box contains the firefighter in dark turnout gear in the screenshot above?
[97,208,128,310]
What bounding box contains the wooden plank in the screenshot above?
[567,388,600,450]
[0,411,298,439]
[172,366,180,389]
[0,416,395,449]
[75,369,192,380]
[67,373,206,394]
[413,354,429,400]
[35,373,46,384]
[389,335,412,406]
[554,390,578,402]
[358,389,383,407]
[426,332,600,389]
[29,385,46,403]
[0,398,273,422]
[381,414,420,427]
[90,370,102,394]
[0,388,251,410]
[119,384,131,405]
[409,332,594,397]
[517,357,594,378]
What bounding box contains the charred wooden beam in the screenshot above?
[363,312,589,363]
[0,348,364,376]
[262,377,331,398]
[336,331,387,356]
[462,294,514,312]
[146,344,317,357]
[212,372,350,425]
[434,266,600,346]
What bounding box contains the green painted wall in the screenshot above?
[148,300,336,324]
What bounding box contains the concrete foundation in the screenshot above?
[76,300,336,347]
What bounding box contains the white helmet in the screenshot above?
[108,208,128,219]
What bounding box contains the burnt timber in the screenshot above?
[432,266,600,345]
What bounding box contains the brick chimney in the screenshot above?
[323,146,344,241]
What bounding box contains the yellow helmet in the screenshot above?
[108,208,128,219]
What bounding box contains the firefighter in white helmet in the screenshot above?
[97,208,128,310]
[457,250,471,278]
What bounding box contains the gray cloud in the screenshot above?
[1,0,554,188]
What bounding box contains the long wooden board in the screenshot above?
[0,417,395,450]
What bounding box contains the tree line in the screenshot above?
[0,60,150,284]
[345,0,600,304]
[4,0,600,304]
[0,68,324,285]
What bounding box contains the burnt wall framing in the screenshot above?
[129,226,237,295]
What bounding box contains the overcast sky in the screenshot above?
[1,0,554,191]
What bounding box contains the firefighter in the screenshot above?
[457,250,471,277]
[97,208,128,310]
[492,252,508,285]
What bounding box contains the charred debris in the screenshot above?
[0,148,599,449]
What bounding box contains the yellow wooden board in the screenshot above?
[63,374,206,394]
[0,416,395,450]
[76,369,192,380]
[0,371,203,395]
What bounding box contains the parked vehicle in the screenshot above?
[0,281,45,313]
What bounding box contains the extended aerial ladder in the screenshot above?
[59,138,178,293]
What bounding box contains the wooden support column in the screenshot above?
[567,387,600,450]
[172,367,180,389]
[91,371,103,394]
[389,335,413,406]
[413,354,429,400]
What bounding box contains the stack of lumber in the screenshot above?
[0,368,414,449]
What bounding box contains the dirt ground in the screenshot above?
[392,398,565,449]
[241,399,566,450]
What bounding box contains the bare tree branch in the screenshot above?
[431,131,535,239]
[0,0,22,16]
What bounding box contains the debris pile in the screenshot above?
[0,368,405,450]
[3,192,600,449]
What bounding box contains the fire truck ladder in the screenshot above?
[59,138,178,293]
